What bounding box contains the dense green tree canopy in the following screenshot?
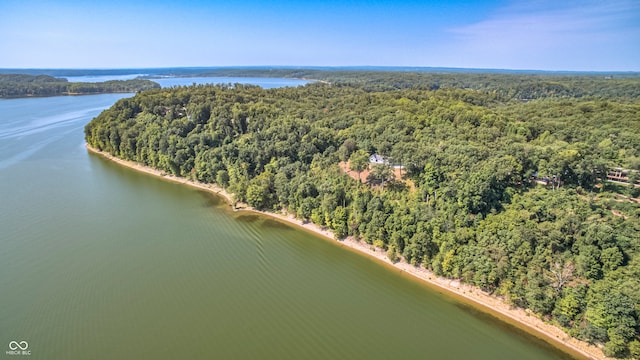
[86,73,640,358]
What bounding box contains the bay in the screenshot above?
[63,74,310,89]
[0,78,576,359]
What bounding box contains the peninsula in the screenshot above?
[0,74,159,98]
[85,71,640,359]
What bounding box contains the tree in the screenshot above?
[246,183,267,209]
[544,259,575,294]
[331,206,348,239]
[216,170,230,187]
[420,163,439,205]
[368,163,394,190]
[338,138,357,161]
[349,149,369,183]
[585,283,637,357]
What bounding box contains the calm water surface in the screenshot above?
[64,75,310,89]
[0,79,576,359]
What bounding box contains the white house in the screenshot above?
[369,154,387,164]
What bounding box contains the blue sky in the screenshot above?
[0,0,638,71]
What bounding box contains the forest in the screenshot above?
[0,74,159,97]
[145,67,640,99]
[85,72,640,358]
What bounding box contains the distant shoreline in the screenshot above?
[0,90,142,99]
[86,144,604,360]
[0,74,160,99]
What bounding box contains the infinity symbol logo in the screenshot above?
[8,341,28,350]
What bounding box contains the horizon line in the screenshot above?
[1,65,639,75]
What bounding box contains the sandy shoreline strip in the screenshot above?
[86,144,605,360]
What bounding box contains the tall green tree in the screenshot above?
[349,149,369,183]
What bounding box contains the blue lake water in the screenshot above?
[63,74,310,89]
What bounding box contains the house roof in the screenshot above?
[369,154,386,163]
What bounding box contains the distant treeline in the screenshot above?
[4,68,638,100]
[0,74,160,98]
[138,68,640,100]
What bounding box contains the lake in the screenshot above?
[64,75,311,89]
[0,78,577,359]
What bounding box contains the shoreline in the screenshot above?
[0,90,142,100]
[86,144,605,360]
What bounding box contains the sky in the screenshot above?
[0,0,638,71]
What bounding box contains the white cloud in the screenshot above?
[437,0,640,70]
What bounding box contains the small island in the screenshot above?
[0,74,160,98]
